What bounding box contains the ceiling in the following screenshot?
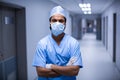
[50,0,115,14]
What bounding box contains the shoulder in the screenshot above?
[37,35,50,47]
[66,34,79,45]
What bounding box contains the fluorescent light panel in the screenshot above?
[79,3,92,14]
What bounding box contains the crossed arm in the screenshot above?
[36,65,80,78]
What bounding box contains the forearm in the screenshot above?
[36,66,61,77]
[51,65,80,76]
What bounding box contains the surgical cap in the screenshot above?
[49,6,66,18]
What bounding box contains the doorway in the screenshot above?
[102,17,105,45]
[113,13,116,62]
[0,5,17,80]
[0,2,27,80]
[105,16,108,50]
[86,20,94,33]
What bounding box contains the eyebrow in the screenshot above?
[51,19,65,22]
[49,17,66,22]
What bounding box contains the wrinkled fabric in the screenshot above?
[49,6,66,18]
[32,34,83,80]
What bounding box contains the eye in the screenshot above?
[51,19,65,23]
[51,19,57,22]
[59,19,65,23]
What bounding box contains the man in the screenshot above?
[32,6,83,80]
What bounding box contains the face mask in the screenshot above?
[51,22,65,36]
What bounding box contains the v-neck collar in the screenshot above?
[49,34,67,48]
[49,34,67,54]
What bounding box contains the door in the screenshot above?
[0,5,4,80]
[96,18,101,40]
[113,13,116,62]
[0,6,17,80]
[105,16,108,50]
[103,17,105,45]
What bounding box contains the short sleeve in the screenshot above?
[32,42,46,67]
[71,41,83,68]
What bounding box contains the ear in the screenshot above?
[49,26,52,30]
[49,22,52,30]
[50,22,52,26]
[64,24,66,30]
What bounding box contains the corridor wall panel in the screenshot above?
[116,12,120,71]
[102,0,120,71]
[71,14,82,39]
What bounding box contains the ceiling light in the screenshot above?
[84,11,87,14]
[86,3,91,7]
[79,3,92,14]
[88,11,92,14]
[79,4,83,8]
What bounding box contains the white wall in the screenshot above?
[102,10,112,57]
[71,14,80,39]
[65,11,72,35]
[1,0,72,80]
[102,0,118,58]
[102,0,120,71]
[82,18,87,28]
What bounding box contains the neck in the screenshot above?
[52,33,65,45]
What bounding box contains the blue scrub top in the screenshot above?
[32,34,83,80]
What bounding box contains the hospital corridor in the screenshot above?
[0,0,120,80]
[77,33,120,80]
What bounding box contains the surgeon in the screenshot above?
[32,6,83,80]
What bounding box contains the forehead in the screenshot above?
[51,14,65,20]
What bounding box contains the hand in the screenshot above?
[46,64,52,69]
[66,57,77,66]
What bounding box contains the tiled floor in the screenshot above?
[77,33,120,80]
